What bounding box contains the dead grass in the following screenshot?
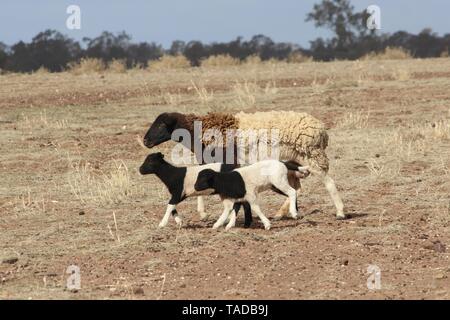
[67,158,134,205]
[68,58,105,75]
[108,59,127,73]
[1,57,450,299]
[147,55,191,71]
[363,47,412,61]
[201,54,240,67]
[287,52,313,63]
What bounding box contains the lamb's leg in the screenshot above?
[170,208,183,226]
[213,200,233,229]
[197,196,208,220]
[225,210,237,231]
[250,203,271,230]
[159,204,176,228]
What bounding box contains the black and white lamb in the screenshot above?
[139,152,252,228]
[194,159,310,230]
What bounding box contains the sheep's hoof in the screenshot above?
[336,214,347,220]
[290,213,298,219]
[273,214,284,221]
[264,224,271,230]
[212,223,221,230]
[158,222,167,228]
[199,212,209,221]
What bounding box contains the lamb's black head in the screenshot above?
[143,113,179,148]
[139,152,165,175]
[194,169,217,191]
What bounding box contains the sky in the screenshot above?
[0,0,449,48]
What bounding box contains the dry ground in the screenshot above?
[1,58,450,299]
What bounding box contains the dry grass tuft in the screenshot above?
[243,55,262,65]
[201,54,240,67]
[67,159,133,205]
[287,52,313,63]
[336,110,371,129]
[147,55,191,71]
[108,59,127,73]
[363,47,412,61]
[68,58,105,75]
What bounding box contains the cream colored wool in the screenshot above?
[235,111,330,171]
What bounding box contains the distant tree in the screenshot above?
[127,42,164,67]
[168,40,186,56]
[6,30,81,72]
[306,0,370,59]
[83,31,131,61]
[0,42,8,70]
[183,41,207,66]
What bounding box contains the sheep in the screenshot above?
[194,159,310,230]
[139,152,253,228]
[143,111,345,220]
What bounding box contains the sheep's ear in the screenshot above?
[162,113,177,127]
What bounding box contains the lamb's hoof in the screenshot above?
[174,217,183,226]
[290,213,298,220]
[244,223,252,228]
[264,224,271,230]
[212,223,221,230]
[336,214,347,220]
[225,224,235,231]
[273,214,284,221]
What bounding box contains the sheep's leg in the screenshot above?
[275,171,301,219]
[323,173,345,219]
[308,168,345,219]
[274,199,290,219]
[159,204,176,228]
[272,185,298,219]
[213,200,234,229]
[251,203,271,230]
[197,196,208,220]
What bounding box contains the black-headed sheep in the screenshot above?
[143,111,345,220]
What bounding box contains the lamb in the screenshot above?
[194,159,310,230]
[143,111,345,220]
[139,152,252,228]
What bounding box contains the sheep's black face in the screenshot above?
[143,113,177,148]
[194,169,216,191]
[139,152,164,175]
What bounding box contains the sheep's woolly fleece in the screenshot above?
[191,111,330,171]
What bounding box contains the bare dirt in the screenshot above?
[1,58,449,299]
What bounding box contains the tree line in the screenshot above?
[0,0,448,73]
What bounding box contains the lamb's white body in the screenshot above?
[211,160,309,230]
